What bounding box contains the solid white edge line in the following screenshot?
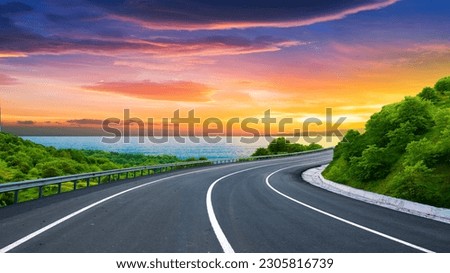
[206,179,235,253]
[205,156,331,253]
[206,165,277,253]
[265,165,436,253]
[0,165,234,253]
[1,152,330,253]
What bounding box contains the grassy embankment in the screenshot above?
[0,133,204,206]
[323,76,450,208]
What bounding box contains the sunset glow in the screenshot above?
[0,0,449,135]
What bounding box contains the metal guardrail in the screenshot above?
[0,147,333,205]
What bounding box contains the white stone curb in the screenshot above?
[302,165,450,224]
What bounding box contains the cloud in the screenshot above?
[89,0,398,30]
[0,0,395,57]
[0,31,301,57]
[66,119,104,125]
[0,74,18,85]
[113,57,216,72]
[83,81,214,102]
[329,41,450,68]
[0,2,32,14]
[17,120,35,125]
[147,36,303,57]
[0,2,301,56]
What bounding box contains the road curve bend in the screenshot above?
[1,149,449,253]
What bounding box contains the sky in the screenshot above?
[0,0,449,135]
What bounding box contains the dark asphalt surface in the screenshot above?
[1,149,449,253]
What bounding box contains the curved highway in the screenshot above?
[1,149,449,253]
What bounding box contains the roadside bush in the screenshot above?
[252,137,323,156]
[268,137,290,154]
[252,147,270,156]
[392,161,437,205]
[350,145,393,181]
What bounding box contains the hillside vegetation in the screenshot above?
[0,133,209,206]
[323,76,450,208]
[0,132,183,183]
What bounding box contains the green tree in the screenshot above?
[418,87,438,102]
[364,104,397,147]
[434,76,450,94]
[334,129,366,160]
[350,145,392,181]
[41,164,63,178]
[387,121,417,152]
[252,147,270,156]
[286,143,306,153]
[395,97,434,135]
[392,161,436,205]
[307,143,322,150]
[268,137,290,154]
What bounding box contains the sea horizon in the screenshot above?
[23,136,341,160]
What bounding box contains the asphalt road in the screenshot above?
[1,149,449,253]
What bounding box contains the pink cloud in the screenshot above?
[0,74,18,85]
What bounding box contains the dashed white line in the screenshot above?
[265,165,435,253]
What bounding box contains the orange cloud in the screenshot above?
[0,52,27,58]
[83,81,214,102]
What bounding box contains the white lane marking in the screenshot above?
[1,152,330,253]
[265,165,435,253]
[0,164,240,253]
[207,165,273,253]
[206,157,331,253]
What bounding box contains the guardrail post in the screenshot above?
[73,180,77,190]
[38,186,43,198]
[87,177,90,187]
[14,190,19,204]
[58,183,62,193]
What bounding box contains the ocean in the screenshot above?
[23,136,340,160]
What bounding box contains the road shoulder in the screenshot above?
[302,165,450,224]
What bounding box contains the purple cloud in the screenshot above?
[0,0,397,57]
[88,0,398,29]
